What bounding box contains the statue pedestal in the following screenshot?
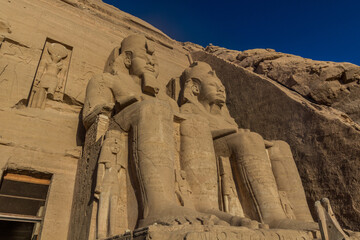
[104,225,319,240]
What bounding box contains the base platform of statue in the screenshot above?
[103,225,319,240]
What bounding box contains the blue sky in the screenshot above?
[103,0,360,65]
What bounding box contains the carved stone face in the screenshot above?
[48,43,68,63]
[198,72,226,107]
[182,61,226,107]
[129,46,159,78]
[121,35,159,79]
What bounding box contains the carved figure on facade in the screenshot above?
[95,130,126,239]
[28,41,71,108]
[218,156,245,217]
[174,169,193,208]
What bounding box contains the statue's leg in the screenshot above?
[31,87,46,108]
[267,140,314,222]
[180,115,219,211]
[181,117,259,229]
[46,75,58,96]
[97,190,110,239]
[115,100,229,226]
[226,133,318,230]
[109,194,119,237]
[226,132,288,223]
[39,88,47,109]
[133,100,179,219]
[106,167,123,238]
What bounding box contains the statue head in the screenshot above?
[180,61,226,108]
[104,35,159,78]
[48,43,68,63]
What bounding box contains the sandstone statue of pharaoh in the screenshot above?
[83,35,264,238]
[176,61,319,230]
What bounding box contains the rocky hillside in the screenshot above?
[205,45,360,125]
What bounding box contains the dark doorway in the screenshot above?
[0,170,52,240]
[0,220,35,240]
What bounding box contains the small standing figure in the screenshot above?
[174,170,193,209]
[29,43,68,108]
[95,130,126,239]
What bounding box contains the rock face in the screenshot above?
[205,45,360,124]
[1,0,360,239]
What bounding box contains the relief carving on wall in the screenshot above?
[28,39,72,108]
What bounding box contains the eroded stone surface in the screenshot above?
[205,45,360,124]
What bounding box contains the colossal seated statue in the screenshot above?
[80,34,358,240]
[176,61,319,230]
[83,35,261,239]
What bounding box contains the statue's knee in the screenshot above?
[268,141,296,169]
[269,140,292,156]
[272,140,290,150]
[138,99,156,110]
[138,99,172,115]
[234,132,264,145]
[247,132,264,142]
[227,132,265,154]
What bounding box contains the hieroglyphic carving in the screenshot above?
[0,37,37,105]
[28,39,72,108]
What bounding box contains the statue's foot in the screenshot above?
[270,219,319,231]
[139,205,228,227]
[230,216,269,229]
[230,216,260,229]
